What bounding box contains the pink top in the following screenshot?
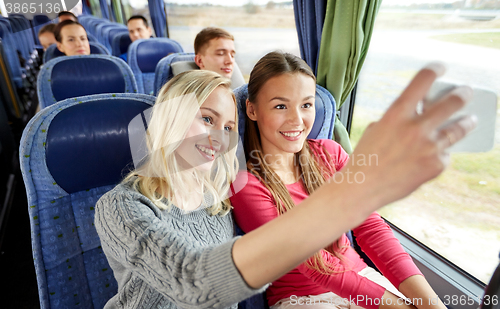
[230,139,422,309]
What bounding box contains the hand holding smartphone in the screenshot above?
[425,80,497,152]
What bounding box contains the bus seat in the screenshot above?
[106,28,129,54]
[19,93,156,309]
[95,23,125,44]
[111,32,132,57]
[38,55,138,109]
[32,15,52,45]
[233,83,335,142]
[0,23,23,89]
[87,33,98,43]
[127,38,184,94]
[43,41,110,63]
[154,52,245,95]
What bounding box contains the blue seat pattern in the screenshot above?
[127,38,184,94]
[43,41,110,63]
[233,83,335,141]
[37,55,138,108]
[20,93,156,309]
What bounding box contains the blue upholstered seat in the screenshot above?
[154,52,245,95]
[43,41,110,63]
[233,83,335,141]
[20,93,156,309]
[127,38,184,94]
[37,55,138,109]
[0,20,23,88]
[32,15,52,45]
[105,27,129,53]
[111,32,132,57]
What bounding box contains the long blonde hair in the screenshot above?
[245,51,344,274]
[125,70,238,216]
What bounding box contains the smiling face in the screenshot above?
[247,73,316,157]
[175,86,236,172]
[195,38,236,79]
[56,24,90,56]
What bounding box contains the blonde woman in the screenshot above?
[95,64,475,308]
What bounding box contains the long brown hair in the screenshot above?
[244,51,345,274]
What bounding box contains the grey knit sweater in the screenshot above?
[95,179,266,309]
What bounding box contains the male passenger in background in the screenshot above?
[194,27,235,79]
[58,11,78,22]
[38,24,57,51]
[120,15,153,62]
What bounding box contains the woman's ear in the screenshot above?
[246,99,257,121]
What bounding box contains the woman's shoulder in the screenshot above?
[308,138,343,154]
[308,139,350,170]
[97,178,150,209]
[230,170,272,201]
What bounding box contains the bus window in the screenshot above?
[351,2,500,284]
[165,1,300,81]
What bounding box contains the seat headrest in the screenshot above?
[135,39,184,73]
[45,94,155,193]
[50,57,126,101]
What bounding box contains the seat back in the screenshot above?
[32,15,52,45]
[233,83,335,142]
[43,41,111,63]
[0,19,23,88]
[37,55,138,108]
[100,25,127,51]
[106,28,129,53]
[154,52,245,95]
[127,38,184,94]
[20,93,156,309]
[111,32,132,57]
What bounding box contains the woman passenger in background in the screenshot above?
[54,20,90,56]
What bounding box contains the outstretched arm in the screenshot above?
[232,63,476,289]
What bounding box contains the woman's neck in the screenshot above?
[171,170,205,212]
[262,152,300,185]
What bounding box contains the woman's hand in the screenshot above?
[344,63,476,210]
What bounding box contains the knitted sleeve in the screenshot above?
[95,187,266,309]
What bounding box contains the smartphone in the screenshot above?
[425,80,497,153]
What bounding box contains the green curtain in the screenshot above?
[317,0,382,154]
[111,0,124,24]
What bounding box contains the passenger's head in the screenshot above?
[194,27,235,79]
[58,11,78,22]
[127,15,153,42]
[54,20,90,56]
[129,70,238,214]
[245,51,316,157]
[38,23,57,51]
